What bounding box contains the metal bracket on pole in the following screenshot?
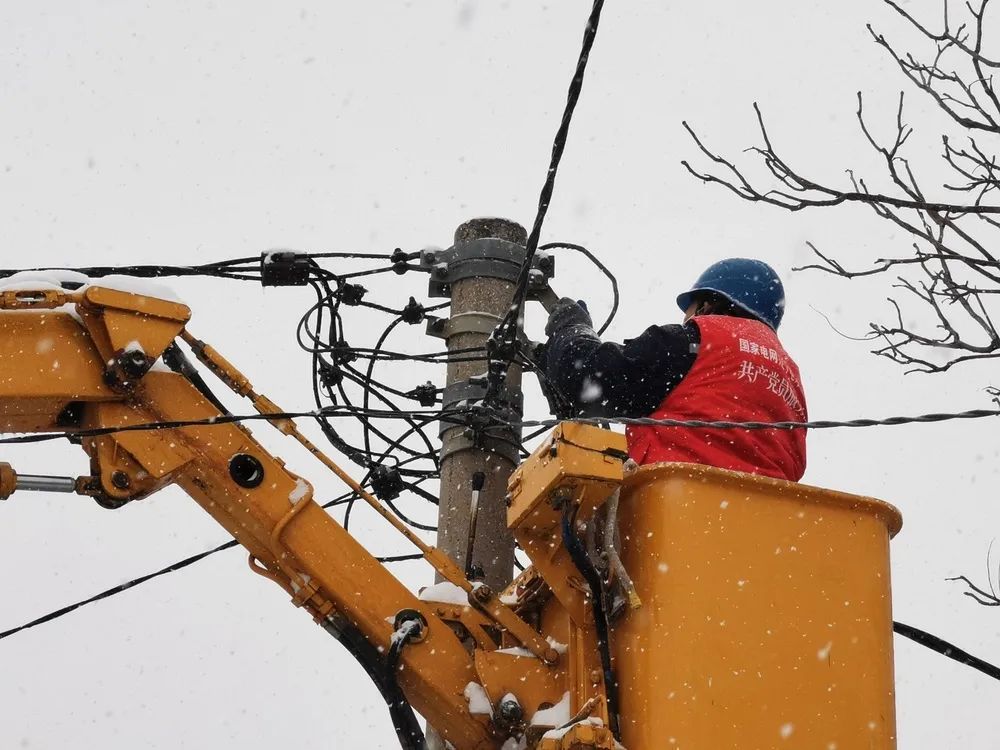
[426,311,501,341]
[440,379,523,416]
[439,429,521,466]
[419,239,554,300]
[438,378,522,464]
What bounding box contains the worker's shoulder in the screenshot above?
[625,321,698,344]
[621,322,699,359]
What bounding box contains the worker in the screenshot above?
[542,258,807,481]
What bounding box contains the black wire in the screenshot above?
[521,425,551,444]
[302,279,376,471]
[0,405,464,444]
[514,338,576,418]
[293,268,441,475]
[497,0,608,341]
[0,539,238,641]
[0,263,245,280]
[162,342,232,415]
[307,251,400,260]
[0,252,399,282]
[321,621,426,750]
[339,265,400,280]
[0,488,424,642]
[337,347,488,363]
[508,409,1000,431]
[361,317,407,457]
[336,367,438,461]
[383,497,437,532]
[344,418,447,531]
[401,481,440,506]
[347,362,423,401]
[539,241,619,334]
[4,406,998,449]
[894,620,1000,681]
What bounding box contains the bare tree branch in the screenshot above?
[682,0,1000,374]
[883,0,1000,67]
[947,541,1000,607]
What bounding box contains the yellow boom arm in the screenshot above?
[0,285,523,749]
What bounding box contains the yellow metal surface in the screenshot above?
[78,286,191,363]
[474,649,567,722]
[0,312,118,431]
[507,423,628,737]
[186,329,559,666]
[0,290,499,749]
[0,462,16,500]
[537,723,618,750]
[88,369,496,749]
[508,423,625,627]
[612,462,901,750]
[508,422,626,535]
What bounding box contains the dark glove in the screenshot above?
[545,298,593,337]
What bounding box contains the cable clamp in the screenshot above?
[337,283,367,306]
[260,251,311,287]
[425,310,500,340]
[420,238,554,298]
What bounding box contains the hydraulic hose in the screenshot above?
[162,342,231,414]
[385,619,427,750]
[561,504,621,739]
[321,619,426,750]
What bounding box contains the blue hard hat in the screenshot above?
[676,258,785,329]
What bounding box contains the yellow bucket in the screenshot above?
[612,463,902,750]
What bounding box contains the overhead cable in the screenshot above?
[509,408,1000,431]
[0,489,423,642]
[4,406,997,448]
[494,0,608,343]
[894,620,1000,681]
[540,241,620,334]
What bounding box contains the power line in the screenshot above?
[0,250,400,281]
[488,0,609,393]
[503,0,608,328]
[894,621,1000,682]
[0,406,463,445]
[540,241,620,334]
[508,408,1000,431]
[0,489,423,642]
[0,539,239,641]
[5,405,996,448]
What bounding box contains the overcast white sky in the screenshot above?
[1,1,998,748]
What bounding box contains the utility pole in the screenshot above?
[422,217,553,590]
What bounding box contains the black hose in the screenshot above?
[384,620,428,749]
[161,343,231,414]
[322,620,426,750]
[561,504,621,739]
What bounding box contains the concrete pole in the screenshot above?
[434,217,527,591]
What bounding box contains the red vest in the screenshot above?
[626,315,807,481]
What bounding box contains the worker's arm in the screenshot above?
[543,300,699,417]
